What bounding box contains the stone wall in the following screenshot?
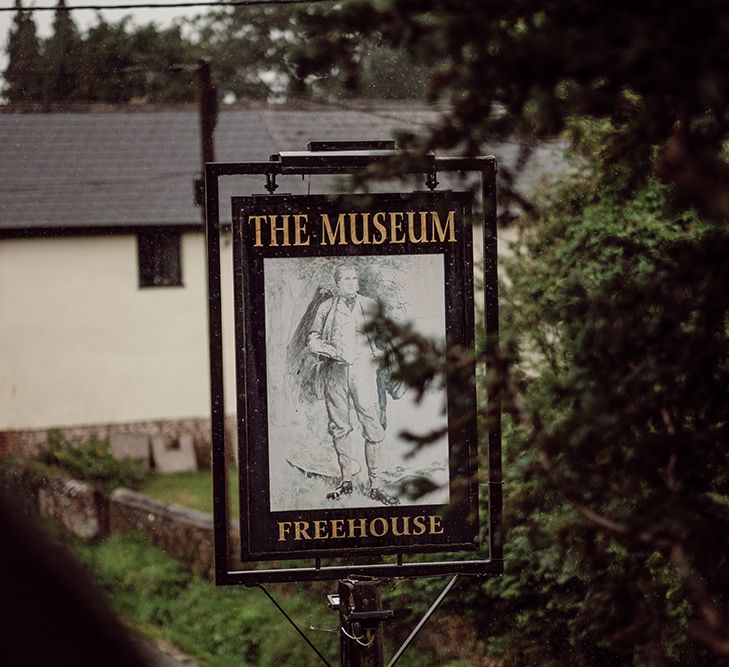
[0,459,239,580]
[0,460,106,539]
[109,489,215,579]
[0,416,238,469]
[39,477,107,540]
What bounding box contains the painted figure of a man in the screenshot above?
[308,263,399,506]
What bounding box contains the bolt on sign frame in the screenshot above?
[205,148,502,585]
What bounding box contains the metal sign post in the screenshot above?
[335,579,390,666]
[205,141,502,665]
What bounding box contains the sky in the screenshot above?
[0,0,209,71]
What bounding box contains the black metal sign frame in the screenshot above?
[205,153,502,585]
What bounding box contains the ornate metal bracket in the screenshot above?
[425,168,439,191]
[265,172,279,194]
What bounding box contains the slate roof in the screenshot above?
[0,105,565,232]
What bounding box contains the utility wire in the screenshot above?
[0,0,337,10]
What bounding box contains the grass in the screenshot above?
[112,471,478,666]
[73,533,339,667]
[140,469,238,514]
[17,446,479,664]
[72,533,474,667]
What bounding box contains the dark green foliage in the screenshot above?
[472,171,729,663]
[2,3,429,103]
[295,1,729,217]
[125,23,198,102]
[187,6,427,101]
[294,34,430,100]
[506,178,728,659]
[42,0,82,101]
[187,6,297,100]
[76,18,136,102]
[293,2,729,661]
[41,429,150,493]
[356,153,729,662]
[76,18,198,103]
[357,44,428,100]
[4,11,198,103]
[3,0,42,101]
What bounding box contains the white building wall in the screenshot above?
[0,233,237,430]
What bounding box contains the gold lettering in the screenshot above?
[269,214,291,247]
[248,215,267,247]
[429,515,445,535]
[312,520,328,539]
[407,211,428,243]
[349,212,370,245]
[330,519,345,539]
[370,517,389,537]
[277,515,445,541]
[277,521,292,542]
[412,516,427,536]
[391,517,411,536]
[321,213,347,245]
[294,521,311,540]
[372,212,387,244]
[348,518,368,538]
[431,210,457,243]
[293,214,310,246]
[389,212,406,243]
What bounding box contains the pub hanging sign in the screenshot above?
[232,191,479,561]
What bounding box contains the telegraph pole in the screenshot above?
[197,58,217,167]
[336,579,392,667]
[195,59,217,218]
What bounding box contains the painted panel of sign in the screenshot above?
[232,191,478,560]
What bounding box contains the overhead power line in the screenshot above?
[0,0,337,11]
